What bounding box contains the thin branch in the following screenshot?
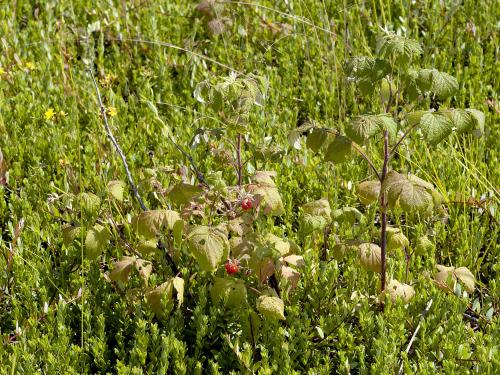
[390,121,420,158]
[398,299,433,375]
[324,129,380,179]
[351,142,381,180]
[89,70,148,211]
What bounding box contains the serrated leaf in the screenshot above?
[168,183,203,206]
[109,256,136,284]
[280,265,300,290]
[62,224,81,246]
[211,277,247,308]
[384,280,415,302]
[283,254,305,268]
[145,281,174,317]
[415,236,435,256]
[377,33,422,65]
[137,238,158,257]
[107,180,126,201]
[85,224,110,260]
[131,210,184,239]
[171,276,184,307]
[135,258,152,283]
[332,207,364,225]
[256,296,285,320]
[446,109,476,133]
[383,171,434,212]
[465,109,485,134]
[357,180,380,205]
[79,192,101,216]
[187,225,229,271]
[324,135,352,164]
[265,233,290,257]
[248,171,284,216]
[455,267,475,293]
[387,231,409,251]
[300,213,327,235]
[302,199,331,221]
[346,114,397,144]
[344,56,391,89]
[417,69,458,100]
[306,128,330,152]
[287,123,315,150]
[358,243,382,273]
[420,112,453,145]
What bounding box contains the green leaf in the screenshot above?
[377,33,422,65]
[145,281,174,317]
[445,109,476,133]
[131,210,184,239]
[383,171,434,212]
[187,225,229,271]
[387,230,409,251]
[324,135,352,164]
[168,183,203,206]
[85,224,110,260]
[306,128,330,153]
[302,199,331,221]
[300,213,328,235]
[107,180,126,201]
[137,239,158,257]
[358,243,382,273]
[466,109,485,135]
[332,207,364,225]
[211,277,247,308]
[256,296,285,320]
[79,192,101,216]
[265,233,290,257]
[62,224,81,246]
[344,56,391,94]
[417,69,459,100]
[420,112,453,145]
[287,123,315,150]
[415,236,435,256]
[346,114,397,144]
[357,180,380,205]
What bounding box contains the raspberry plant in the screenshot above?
[289,32,484,298]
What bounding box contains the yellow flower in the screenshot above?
[0,67,5,75]
[25,62,35,70]
[44,108,55,121]
[107,106,117,117]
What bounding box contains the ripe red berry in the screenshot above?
[241,198,253,211]
[225,260,239,275]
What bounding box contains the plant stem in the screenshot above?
[90,71,147,212]
[379,130,389,292]
[389,121,421,157]
[236,133,243,186]
[351,142,381,180]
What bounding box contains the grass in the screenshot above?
[0,0,498,373]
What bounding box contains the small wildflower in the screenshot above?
[0,67,5,75]
[44,108,55,121]
[107,106,117,117]
[59,159,67,167]
[25,62,35,70]
[59,110,67,117]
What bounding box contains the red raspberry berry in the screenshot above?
[225,260,239,275]
[241,198,253,211]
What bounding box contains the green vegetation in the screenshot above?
[0,1,498,373]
